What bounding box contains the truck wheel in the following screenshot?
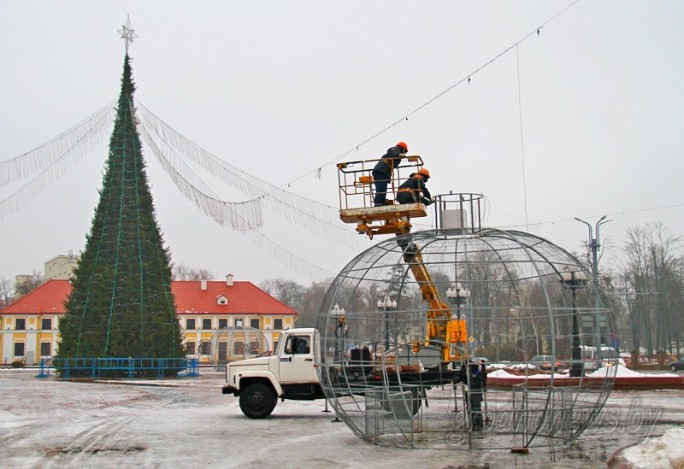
[240,383,277,419]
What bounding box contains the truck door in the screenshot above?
[278,333,316,383]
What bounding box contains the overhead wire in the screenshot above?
[516,45,529,230]
[1,0,600,282]
[278,0,581,190]
[499,203,684,232]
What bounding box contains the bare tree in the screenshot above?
[299,279,333,328]
[14,270,44,299]
[468,250,521,347]
[623,223,683,355]
[259,277,336,329]
[260,278,306,309]
[0,276,14,308]
[172,264,213,280]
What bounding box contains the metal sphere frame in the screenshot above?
[316,227,617,450]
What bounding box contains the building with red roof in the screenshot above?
[0,275,298,365]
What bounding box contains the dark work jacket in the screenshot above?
[396,175,431,204]
[460,363,485,390]
[372,146,405,179]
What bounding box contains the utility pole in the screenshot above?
[575,216,610,364]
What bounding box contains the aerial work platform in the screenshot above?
[339,202,427,237]
[337,156,428,238]
[336,155,467,362]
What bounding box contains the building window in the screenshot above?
[186,319,196,330]
[202,318,212,330]
[274,318,283,330]
[40,342,51,356]
[218,319,228,329]
[218,342,228,361]
[41,318,52,330]
[250,318,260,329]
[185,342,196,355]
[234,341,244,355]
[200,341,211,355]
[235,319,243,328]
[15,318,26,330]
[14,342,25,357]
[217,295,228,305]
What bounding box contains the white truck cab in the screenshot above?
[222,328,325,418]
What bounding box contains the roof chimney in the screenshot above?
[201,278,207,291]
[226,274,234,287]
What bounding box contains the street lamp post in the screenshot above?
[576,216,610,363]
[446,283,470,319]
[329,303,346,361]
[446,283,471,412]
[377,298,397,351]
[446,283,470,360]
[560,268,588,377]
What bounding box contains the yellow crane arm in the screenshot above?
[408,249,467,362]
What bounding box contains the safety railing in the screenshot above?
[337,156,425,210]
[37,357,200,379]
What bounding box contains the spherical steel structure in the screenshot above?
[317,221,617,450]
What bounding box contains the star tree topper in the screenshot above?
[118,15,138,53]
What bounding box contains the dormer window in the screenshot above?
[217,295,228,305]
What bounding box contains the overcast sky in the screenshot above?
[1,1,683,286]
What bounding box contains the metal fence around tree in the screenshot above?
[38,357,200,379]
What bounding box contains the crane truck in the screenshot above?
[222,155,469,418]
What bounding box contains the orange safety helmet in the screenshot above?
[396,141,408,152]
[418,168,430,179]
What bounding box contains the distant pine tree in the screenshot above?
[58,55,183,365]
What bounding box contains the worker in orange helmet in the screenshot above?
[396,168,432,206]
[372,141,408,207]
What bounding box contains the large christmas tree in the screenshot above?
[57,54,184,362]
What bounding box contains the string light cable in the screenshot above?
[278,0,581,191]
[499,203,684,232]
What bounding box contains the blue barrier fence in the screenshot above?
[37,357,200,379]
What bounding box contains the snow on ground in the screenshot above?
[588,365,679,378]
[488,368,518,378]
[487,364,679,379]
[487,362,536,370]
[1,368,682,468]
[620,428,684,469]
[487,369,568,379]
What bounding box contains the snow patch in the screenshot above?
[487,362,535,370]
[588,364,679,378]
[621,428,684,469]
[487,369,518,378]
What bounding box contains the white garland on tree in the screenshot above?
[136,103,364,249]
[0,101,359,279]
[0,103,117,219]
